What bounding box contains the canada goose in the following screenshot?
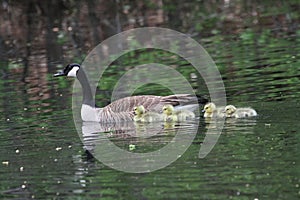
[133,105,163,122]
[54,63,206,122]
[202,102,225,118]
[162,104,195,122]
[224,105,257,118]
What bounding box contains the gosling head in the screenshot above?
[134,105,145,116]
[202,102,216,114]
[162,104,174,116]
[224,105,237,115]
[54,63,81,78]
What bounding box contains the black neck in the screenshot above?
[77,69,95,107]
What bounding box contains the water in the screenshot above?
[1,74,299,200]
[1,1,300,199]
[2,102,299,199]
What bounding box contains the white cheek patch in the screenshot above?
[68,66,79,77]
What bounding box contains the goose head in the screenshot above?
[162,104,174,116]
[224,105,237,115]
[202,102,216,114]
[134,105,145,116]
[54,63,81,77]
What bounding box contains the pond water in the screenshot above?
[1,1,300,199]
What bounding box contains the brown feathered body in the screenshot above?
[82,94,199,123]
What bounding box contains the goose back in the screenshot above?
[84,94,199,123]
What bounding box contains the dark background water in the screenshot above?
[0,0,299,199]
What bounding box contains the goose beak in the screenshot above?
[53,71,66,77]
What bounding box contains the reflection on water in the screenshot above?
[223,118,257,133]
[204,117,256,135]
[81,120,199,152]
[78,120,200,173]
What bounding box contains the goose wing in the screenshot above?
[97,94,204,123]
[103,94,200,113]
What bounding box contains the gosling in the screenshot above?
[224,105,257,118]
[202,102,225,118]
[162,104,195,122]
[133,105,163,122]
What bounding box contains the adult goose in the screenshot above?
[54,63,207,123]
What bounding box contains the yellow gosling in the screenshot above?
[162,104,195,122]
[133,105,163,122]
[224,105,257,118]
[202,102,225,118]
